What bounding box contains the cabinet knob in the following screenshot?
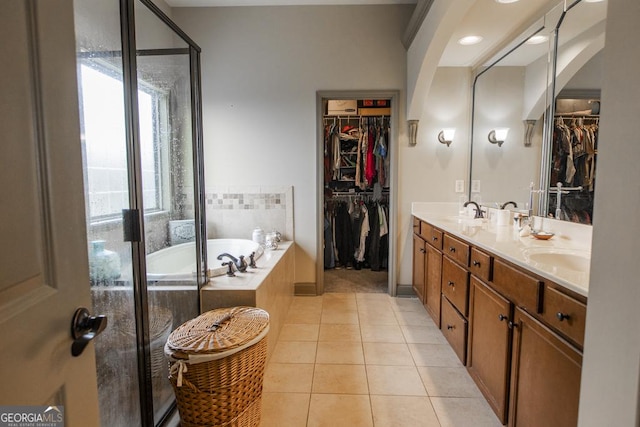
[472,260,480,267]
[420,248,426,253]
[508,321,518,329]
[498,314,507,322]
[449,247,456,253]
[432,236,438,242]
[556,312,570,322]
[447,281,454,287]
[447,325,455,330]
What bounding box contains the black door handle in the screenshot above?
[71,307,107,357]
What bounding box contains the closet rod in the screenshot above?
[554,114,599,118]
[323,115,390,120]
[330,190,389,196]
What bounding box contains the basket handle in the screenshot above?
[208,312,234,331]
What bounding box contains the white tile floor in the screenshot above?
[260,293,502,427]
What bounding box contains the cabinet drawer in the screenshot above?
[421,222,443,250]
[443,234,470,267]
[442,256,469,316]
[441,296,468,365]
[492,259,542,313]
[470,247,492,282]
[413,216,420,234]
[542,286,586,348]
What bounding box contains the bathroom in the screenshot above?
[1,0,638,426]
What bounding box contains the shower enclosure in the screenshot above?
[74,0,206,425]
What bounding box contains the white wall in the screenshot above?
[397,66,471,285]
[578,1,640,425]
[173,5,413,287]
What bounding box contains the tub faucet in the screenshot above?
[249,252,257,268]
[500,201,518,210]
[463,201,484,219]
[217,253,248,273]
[221,262,235,277]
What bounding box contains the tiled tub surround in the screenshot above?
[205,186,294,242]
[201,242,295,358]
[411,202,592,296]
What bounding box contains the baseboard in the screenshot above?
[294,282,317,296]
[396,284,416,298]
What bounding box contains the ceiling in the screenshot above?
[164,0,607,68]
[165,0,417,6]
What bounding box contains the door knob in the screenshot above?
[71,307,107,357]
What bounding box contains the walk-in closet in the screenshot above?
[549,97,599,224]
[322,98,392,293]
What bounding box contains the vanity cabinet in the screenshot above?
[413,216,443,327]
[425,243,442,327]
[440,234,470,364]
[412,217,587,426]
[508,307,582,427]
[468,276,512,424]
[412,233,426,303]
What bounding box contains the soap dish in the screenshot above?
[531,231,555,240]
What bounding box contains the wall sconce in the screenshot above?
[437,128,455,147]
[488,128,509,147]
[408,120,419,146]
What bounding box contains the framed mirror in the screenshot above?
[542,0,607,224]
[469,0,606,224]
[469,10,559,211]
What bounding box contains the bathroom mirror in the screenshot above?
[469,11,558,210]
[542,0,607,224]
[469,0,606,223]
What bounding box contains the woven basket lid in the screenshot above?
[166,306,269,357]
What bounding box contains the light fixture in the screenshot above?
[526,35,548,45]
[584,0,605,2]
[488,128,509,147]
[408,120,419,146]
[458,35,483,46]
[437,128,455,147]
[495,0,520,3]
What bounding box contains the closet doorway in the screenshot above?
[316,91,398,296]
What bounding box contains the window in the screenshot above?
[79,63,167,221]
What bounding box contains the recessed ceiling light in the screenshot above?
[495,0,520,3]
[526,35,549,45]
[458,36,483,46]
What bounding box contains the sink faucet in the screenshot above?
[216,253,248,273]
[500,201,518,210]
[463,201,484,219]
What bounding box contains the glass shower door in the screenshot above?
[134,2,201,423]
[74,1,142,425]
[74,0,204,425]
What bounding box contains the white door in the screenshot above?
[0,1,100,425]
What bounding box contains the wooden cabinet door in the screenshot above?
[413,233,426,303]
[468,277,512,424]
[508,308,582,427]
[425,244,443,327]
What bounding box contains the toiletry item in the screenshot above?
[265,232,279,250]
[519,225,531,237]
[89,240,121,282]
[497,209,511,226]
[252,227,266,246]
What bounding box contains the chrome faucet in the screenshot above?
[500,201,518,210]
[216,253,248,273]
[463,201,484,219]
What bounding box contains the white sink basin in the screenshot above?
[522,248,590,272]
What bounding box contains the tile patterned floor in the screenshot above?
[260,293,502,427]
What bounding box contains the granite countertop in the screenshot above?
[412,203,592,297]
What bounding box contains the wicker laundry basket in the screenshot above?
[165,306,270,427]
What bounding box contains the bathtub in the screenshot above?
[146,239,264,281]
